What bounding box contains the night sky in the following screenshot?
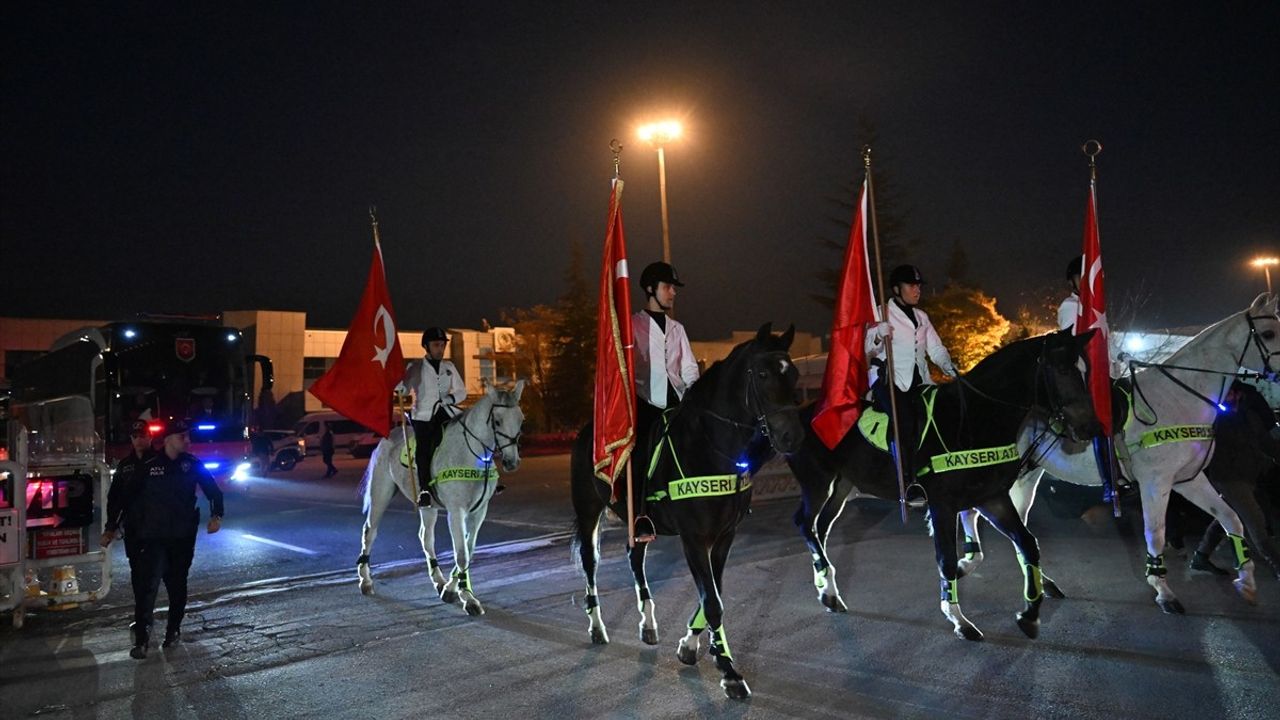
[4,3,1278,339]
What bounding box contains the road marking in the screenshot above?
[239,533,321,555]
[489,517,564,532]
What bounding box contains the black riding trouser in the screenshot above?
[413,410,450,493]
[872,373,922,483]
[127,535,196,638]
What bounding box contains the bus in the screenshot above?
[8,318,273,483]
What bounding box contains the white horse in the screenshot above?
[959,295,1280,614]
[356,381,525,615]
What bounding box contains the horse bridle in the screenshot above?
[699,350,796,459]
[1127,310,1280,425]
[461,401,521,464]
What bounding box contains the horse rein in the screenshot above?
[1127,311,1280,426]
[700,350,796,458]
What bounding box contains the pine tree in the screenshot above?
[546,240,597,429]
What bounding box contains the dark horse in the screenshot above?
[785,330,1102,641]
[1184,381,1280,579]
[570,324,803,700]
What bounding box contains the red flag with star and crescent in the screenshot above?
[811,179,879,449]
[308,240,404,436]
[1075,181,1113,436]
[593,179,637,492]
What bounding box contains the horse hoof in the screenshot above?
[1042,576,1066,599]
[954,625,984,642]
[1016,613,1040,639]
[1235,583,1258,606]
[590,627,609,645]
[640,627,659,645]
[721,678,752,700]
[820,593,848,613]
[1156,598,1186,615]
[677,644,698,666]
[441,589,459,605]
[359,581,374,596]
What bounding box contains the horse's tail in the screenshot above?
[359,439,382,516]
[570,517,585,576]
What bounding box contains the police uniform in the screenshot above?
[126,420,224,653]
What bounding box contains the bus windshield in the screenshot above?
[107,324,248,443]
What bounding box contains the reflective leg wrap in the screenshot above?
[1228,533,1251,570]
[636,586,652,612]
[1017,554,1044,602]
[1145,553,1168,577]
[813,566,829,590]
[811,554,828,574]
[356,554,370,566]
[584,593,600,615]
[940,578,959,605]
[962,536,980,561]
[688,606,707,632]
[428,558,440,570]
[711,625,733,662]
[452,568,471,592]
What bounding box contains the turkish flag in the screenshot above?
[811,180,879,449]
[1076,182,1113,436]
[593,179,637,491]
[308,240,404,437]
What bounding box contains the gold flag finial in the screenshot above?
[1082,140,1102,181]
[610,138,623,178]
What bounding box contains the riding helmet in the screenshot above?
[888,264,925,286]
[421,327,449,346]
[1066,255,1083,280]
[639,262,684,291]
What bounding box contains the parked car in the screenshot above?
[350,431,383,458]
[259,429,306,471]
[293,412,370,456]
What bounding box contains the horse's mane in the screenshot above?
[678,338,756,410]
[961,333,1050,385]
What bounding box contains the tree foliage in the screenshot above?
[813,116,920,309]
[921,284,1012,373]
[503,240,597,432]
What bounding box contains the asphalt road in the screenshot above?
[1,452,1278,719]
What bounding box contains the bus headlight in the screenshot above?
[232,461,252,483]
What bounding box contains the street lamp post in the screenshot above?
[1252,256,1279,293]
[638,120,682,265]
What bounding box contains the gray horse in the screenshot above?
[357,381,525,615]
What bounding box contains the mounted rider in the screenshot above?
[631,261,700,534]
[397,327,466,507]
[866,264,958,496]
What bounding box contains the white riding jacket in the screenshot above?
[397,358,467,421]
[1059,292,1126,378]
[632,311,700,409]
[866,300,955,392]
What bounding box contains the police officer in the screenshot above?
[101,421,157,653]
[398,327,467,507]
[866,264,958,498]
[104,418,223,658]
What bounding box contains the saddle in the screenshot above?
[397,427,496,487]
[858,386,1021,477]
[641,409,752,503]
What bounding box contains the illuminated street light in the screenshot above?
[1251,256,1279,293]
[638,120,683,265]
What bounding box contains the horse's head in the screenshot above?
[740,323,804,454]
[1240,294,1280,381]
[1038,329,1105,442]
[487,379,526,472]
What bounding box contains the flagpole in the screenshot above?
[863,146,909,525]
[1082,140,1122,519]
[373,206,419,500]
[611,139,639,549]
